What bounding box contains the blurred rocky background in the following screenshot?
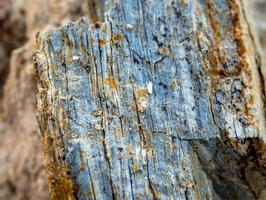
[0,0,103,199]
[0,0,265,199]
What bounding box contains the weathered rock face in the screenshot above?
[34,0,266,199]
[0,0,265,199]
[0,0,103,199]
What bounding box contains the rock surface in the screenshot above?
[35,0,266,199]
[0,0,265,199]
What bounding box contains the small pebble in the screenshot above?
[147,81,153,94]
[126,24,134,30]
[73,56,80,61]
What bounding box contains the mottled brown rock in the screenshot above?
[0,0,104,199]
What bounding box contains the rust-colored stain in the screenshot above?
[80,162,86,171]
[65,34,74,48]
[111,34,124,42]
[205,0,223,76]
[203,0,243,78]
[201,0,256,123]
[137,88,148,98]
[104,76,117,91]
[227,0,248,69]
[206,49,224,76]
[227,0,255,121]
[99,38,107,46]
[42,130,76,200]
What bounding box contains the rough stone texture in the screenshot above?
[0,0,265,199]
[35,0,266,199]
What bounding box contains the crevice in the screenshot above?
[128,162,135,200]
[132,90,146,145]
[146,155,157,200]
[102,129,116,200]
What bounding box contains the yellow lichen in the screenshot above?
[103,76,117,91]
[137,88,148,98]
[111,34,124,42]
